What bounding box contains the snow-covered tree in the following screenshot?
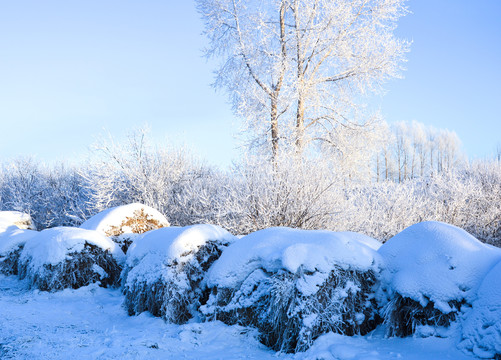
[197,0,409,159]
[197,0,292,159]
[288,0,408,152]
[374,121,463,182]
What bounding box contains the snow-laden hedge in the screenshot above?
[122,224,235,324]
[0,211,38,275]
[81,203,170,253]
[0,226,37,275]
[18,227,125,291]
[378,221,501,337]
[4,209,501,355]
[459,260,501,359]
[202,228,382,352]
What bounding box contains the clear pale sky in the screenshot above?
[0,0,500,168]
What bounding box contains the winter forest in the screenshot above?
[1,0,501,359]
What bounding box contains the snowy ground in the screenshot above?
[0,275,476,360]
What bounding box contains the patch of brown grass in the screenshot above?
[106,208,167,252]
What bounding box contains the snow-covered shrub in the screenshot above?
[18,227,125,291]
[459,260,501,359]
[202,228,382,352]
[122,224,236,324]
[80,203,169,253]
[0,159,91,229]
[0,211,38,275]
[0,226,37,275]
[83,128,219,228]
[227,155,344,235]
[378,221,501,337]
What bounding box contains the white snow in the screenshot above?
[206,227,381,292]
[0,220,492,359]
[0,274,476,360]
[80,203,169,236]
[0,227,38,257]
[302,331,473,360]
[459,259,501,358]
[19,227,125,272]
[378,221,501,312]
[125,224,236,286]
[339,231,382,250]
[0,210,36,231]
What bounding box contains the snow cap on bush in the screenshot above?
[0,211,36,231]
[378,221,501,337]
[122,224,236,323]
[203,227,382,352]
[206,228,380,292]
[80,203,170,252]
[379,221,501,312]
[18,227,125,291]
[459,260,501,359]
[0,226,38,275]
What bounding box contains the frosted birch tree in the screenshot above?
[288,0,409,151]
[197,0,409,160]
[197,0,291,159]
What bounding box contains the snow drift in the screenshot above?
[378,221,501,336]
[122,224,236,324]
[81,203,170,252]
[202,228,382,352]
[18,227,125,291]
[459,259,501,359]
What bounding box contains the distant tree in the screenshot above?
[375,121,395,181]
[197,0,409,160]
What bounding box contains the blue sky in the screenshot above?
[0,0,500,167]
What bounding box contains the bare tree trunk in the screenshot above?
[270,1,288,163]
[296,96,305,151]
[294,0,305,154]
[271,98,279,160]
[385,150,389,180]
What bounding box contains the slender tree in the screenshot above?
[197,0,291,160]
[289,0,409,151]
[197,0,409,161]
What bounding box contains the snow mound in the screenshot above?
[207,227,380,290]
[122,224,236,324]
[378,221,501,336]
[202,227,382,352]
[18,227,125,291]
[339,231,382,251]
[80,203,170,252]
[459,260,501,359]
[0,226,38,275]
[0,211,36,231]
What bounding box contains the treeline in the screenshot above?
[375,121,462,182]
[0,125,500,246]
